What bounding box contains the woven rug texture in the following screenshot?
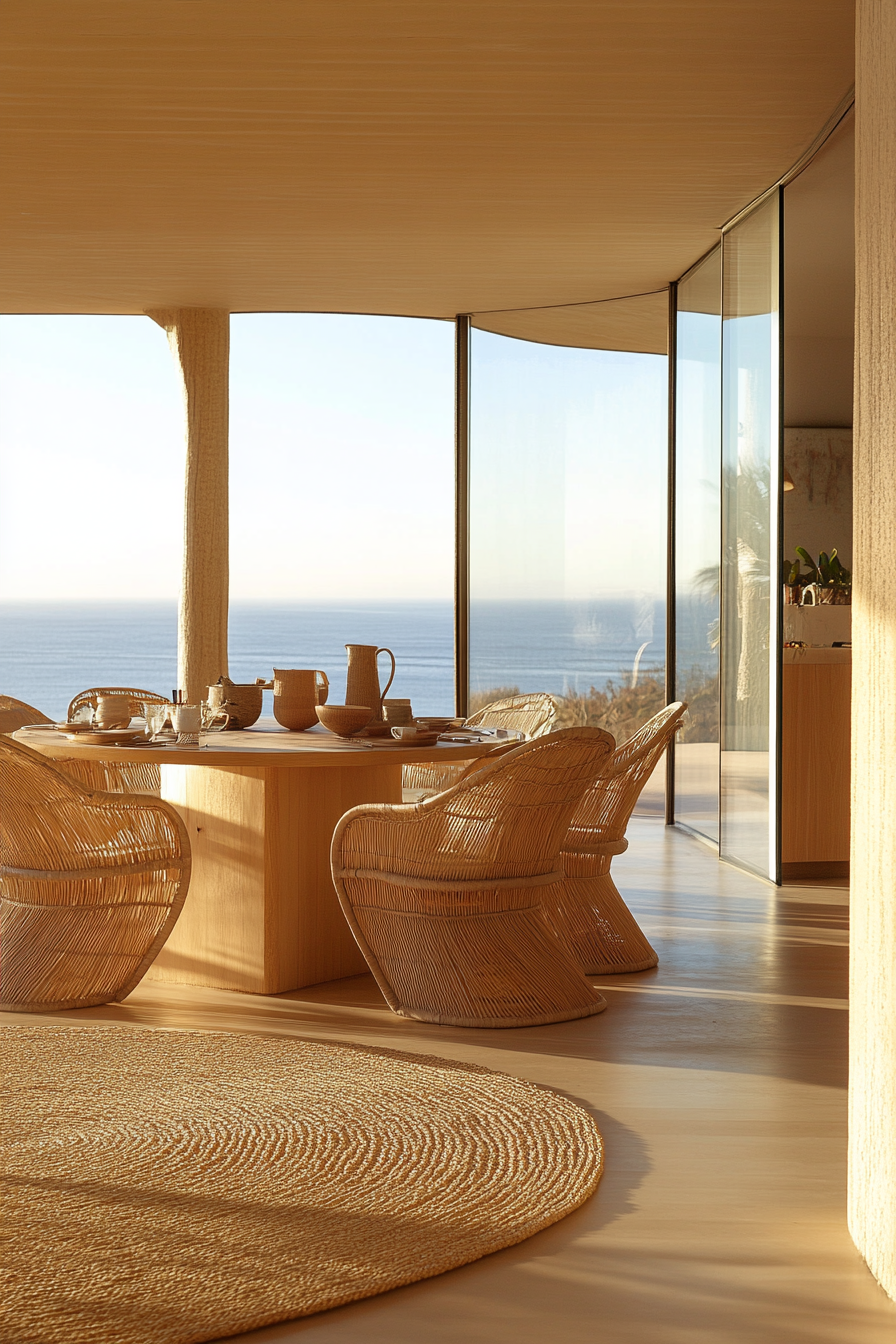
[1,1026,603,1344]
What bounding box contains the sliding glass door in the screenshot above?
[674,248,722,842]
[719,193,782,880]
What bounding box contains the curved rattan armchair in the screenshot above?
[402,691,561,799]
[541,702,687,976]
[0,695,52,733]
[2,691,162,796]
[333,725,615,1028]
[65,686,169,795]
[0,735,191,1012]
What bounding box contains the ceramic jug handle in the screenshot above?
[376,648,396,702]
[315,671,329,705]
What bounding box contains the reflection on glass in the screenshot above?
[469,329,668,810]
[720,194,781,879]
[675,248,722,842]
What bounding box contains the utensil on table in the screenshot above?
[315,704,373,738]
[94,696,131,730]
[344,645,395,724]
[272,668,330,731]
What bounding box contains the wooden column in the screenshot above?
[147,308,230,702]
[850,0,896,1301]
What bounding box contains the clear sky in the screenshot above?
[0,313,665,602]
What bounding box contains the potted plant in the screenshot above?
[795,547,852,605]
[783,558,809,605]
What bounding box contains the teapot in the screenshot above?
[207,676,271,730]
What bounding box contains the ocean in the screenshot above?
[0,598,666,721]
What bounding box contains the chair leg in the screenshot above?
[542,872,658,975]
[340,894,608,1028]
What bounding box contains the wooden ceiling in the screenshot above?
[1,2,854,350]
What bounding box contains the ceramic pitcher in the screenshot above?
[272,668,330,731]
[344,645,396,723]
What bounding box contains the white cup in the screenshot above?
[391,725,425,741]
[171,704,201,743]
[94,696,131,730]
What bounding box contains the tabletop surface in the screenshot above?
[12,720,512,770]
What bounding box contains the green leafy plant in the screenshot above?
[784,558,806,586]
[795,546,851,588]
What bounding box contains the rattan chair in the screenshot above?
[541,702,688,976]
[0,695,52,733]
[2,690,162,796]
[332,726,616,1028]
[0,735,191,1012]
[64,686,169,795]
[402,691,561,799]
[67,685,169,722]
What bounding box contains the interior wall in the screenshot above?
[850,0,896,1301]
[784,114,855,428]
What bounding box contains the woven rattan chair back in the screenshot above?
[0,695,52,734]
[541,702,688,979]
[464,691,561,737]
[333,726,617,1027]
[67,686,169,722]
[565,701,688,851]
[0,735,191,1012]
[402,690,561,799]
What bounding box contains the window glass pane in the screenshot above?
[228,315,455,713]
[469,330,667,808]
[720,194,781,878]
[675,248,722,842]
[0,316,182,717]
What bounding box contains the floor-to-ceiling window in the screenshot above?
[0,316,183,717]
[719,193,782,880]
[228,314,455,713]
[674,249,722,842]
[468,325,668,801]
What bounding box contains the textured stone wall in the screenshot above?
[148,309,230,703]
[850,0,896,1301]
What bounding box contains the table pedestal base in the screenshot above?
[145,761,397,993]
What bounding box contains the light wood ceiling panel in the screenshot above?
[1,2,854,327]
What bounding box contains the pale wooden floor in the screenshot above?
[10,820,896,1342]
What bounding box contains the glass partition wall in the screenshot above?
[467,327,668,808]
[672,194,783,878]
[719,194,782,881]
[674,249,722,842]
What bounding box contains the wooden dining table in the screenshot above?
[14,722,504,995]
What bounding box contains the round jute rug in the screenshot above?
[2,1026,603,1344]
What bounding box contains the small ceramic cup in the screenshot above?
[171,703,201,745]
[94,696,131,730]
[382,698,413,727]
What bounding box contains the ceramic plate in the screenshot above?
[62,730,147,746]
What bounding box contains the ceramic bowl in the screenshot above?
[315,704,373,737]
